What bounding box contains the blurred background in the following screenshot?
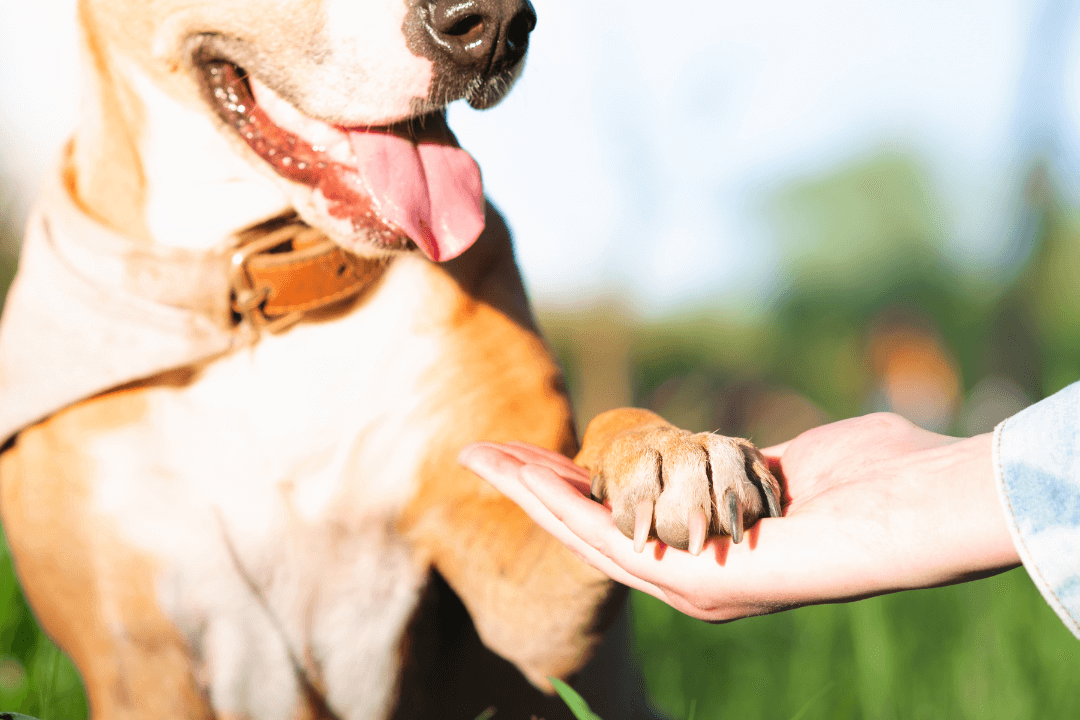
[4,0,1080,717]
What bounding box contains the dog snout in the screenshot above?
[425,0,537,73]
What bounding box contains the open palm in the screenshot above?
[460,413,1020,622]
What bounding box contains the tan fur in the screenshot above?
[401,228,613,689]
[0,1,776,716]
[583,409,780,550]
[0,213,630,717]
[0,393,212,720]
[70,0,150,240]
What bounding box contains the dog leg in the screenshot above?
[405,451,617,697]
[578,408,782,554]
[0,398,213,720]
[398,258,618,699]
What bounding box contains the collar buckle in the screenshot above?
[228,221,388,340]
[229,225,311,337]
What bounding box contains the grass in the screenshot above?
[0,530,1075,719]
[552,678,603,720]
[0,535,86,720]
[555,571,1078,720]
[631,568,1080,720]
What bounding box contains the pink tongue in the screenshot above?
[348,129,485,262]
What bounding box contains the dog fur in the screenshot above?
[0,1,779,717]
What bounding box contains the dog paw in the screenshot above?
[591,426,782,554]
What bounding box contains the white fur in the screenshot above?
[58,2,491,716]
[316,0,434,123]
[125,56,291,251]
[87,256,453,718]
[119,0,440,252]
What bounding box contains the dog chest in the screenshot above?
[79,257,464,717]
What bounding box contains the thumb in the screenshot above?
[759,440,793,477]
[760,439,793,460]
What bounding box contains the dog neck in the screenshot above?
[69,17,291,253]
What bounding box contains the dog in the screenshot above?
[0,0,781,717]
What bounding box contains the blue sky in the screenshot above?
[2,0,1074,316]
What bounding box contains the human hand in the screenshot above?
[458,413,1022,622]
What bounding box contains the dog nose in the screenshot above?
[425,0,537,71]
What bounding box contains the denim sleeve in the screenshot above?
[994,381,1080,640]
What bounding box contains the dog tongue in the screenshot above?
[348,127,484,262]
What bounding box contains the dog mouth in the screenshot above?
[198,57,485,261]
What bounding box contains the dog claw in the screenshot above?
[688,508,708,556]
[634,499,653,553]
[762,482,782,519]
[725,490,743,545]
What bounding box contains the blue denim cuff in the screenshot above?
[994,381,1080,640]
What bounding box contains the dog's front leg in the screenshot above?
[403,415,617,700]
[394,240,618,708]
[0,396,214,720]
[577,408,782,554]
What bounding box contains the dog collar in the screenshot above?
[229,218,389,337]
[0,169,387,444]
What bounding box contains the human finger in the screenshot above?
[517,462,745,598]
[509,464,665,593]
[519,460,898,619]
[501,441,592,488]
[459,447,670,599]
[477,441,592,496]
[463,441,589,486]
[458,443,528,493]
[759,440,792,460]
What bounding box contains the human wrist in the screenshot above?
[905,433,1021,585]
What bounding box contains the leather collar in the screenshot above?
[0,174,391,444]
[229,217,390,335]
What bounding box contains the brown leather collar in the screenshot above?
[229,219,389,335]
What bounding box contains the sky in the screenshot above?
[1,0,1074,316]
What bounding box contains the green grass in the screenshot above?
[631,569,1080,720]
[0,535,86,720]
[552,678,603,720]
[0,532,1076,720]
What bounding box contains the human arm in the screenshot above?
[459,412,1022,622]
